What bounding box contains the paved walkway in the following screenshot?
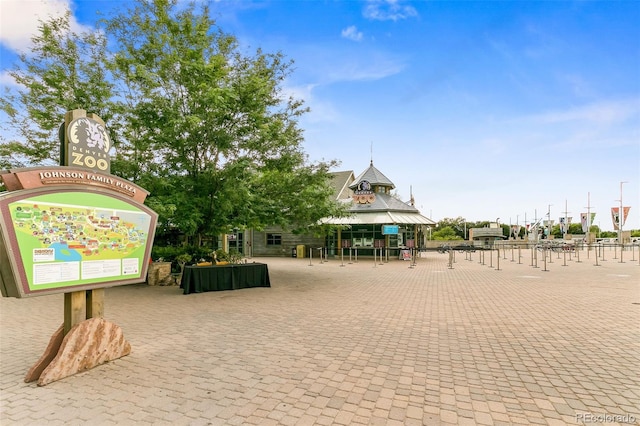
[1,248,639,425]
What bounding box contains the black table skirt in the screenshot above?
[181,263,270,294]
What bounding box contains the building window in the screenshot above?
[267,234,282,246]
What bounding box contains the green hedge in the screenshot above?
[151,245,213,263]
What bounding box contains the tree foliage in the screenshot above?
[0,11,116,168]
[431,226,462,241]
[103,0,344,243]
[1,0,346,244]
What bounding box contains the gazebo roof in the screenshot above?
[321,210,435,226]
[322,163,435,226]
[349,161,395,190]
[348,192,417,213]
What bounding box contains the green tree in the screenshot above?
[1,0,346,245]
[431,226,462,241]
[436,217,466,239]
[0,11,116,168]
[105,0,344,244]
[567,223,584,235]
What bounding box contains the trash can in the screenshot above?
[291,247,297,258]
[296,244,306,258]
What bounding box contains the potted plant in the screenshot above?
[228,249,244,264]
[213,249,229,265]
[175,253,192,272]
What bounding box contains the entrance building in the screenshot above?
[321,161,436,257]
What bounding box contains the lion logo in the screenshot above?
[68,117,110,153]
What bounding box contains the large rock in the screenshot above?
[36,318,131,386]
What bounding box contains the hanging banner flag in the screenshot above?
[559,217,567,234]
[611,207,620,230]
[611,208,628,230]
[581,213,596,232]
[622,206,631,226]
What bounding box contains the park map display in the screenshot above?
[6,191,153,291]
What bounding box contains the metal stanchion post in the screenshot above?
[340,248,345,267]
[518,246,522,264]
[496,248,501,270]
[543,248,548,272]
[530,247,534,266]
[448,250,453,269]
[309,247,313,266]
[620,243,625,263]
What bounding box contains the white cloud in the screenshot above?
[326,55,405,82]
[341,25,363,42]
[529,99,640,126]
[557,73,594,98]
[0,70,18,87]
[283,82,339,123]
[363,0,418,22]
[291,43,406,85]
[0,0,91,53]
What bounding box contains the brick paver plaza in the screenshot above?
[1,248,639,425]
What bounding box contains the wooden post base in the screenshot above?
[25,318,131,386]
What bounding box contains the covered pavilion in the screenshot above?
[321,161,436,257]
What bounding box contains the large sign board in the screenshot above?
[0,186,157,298]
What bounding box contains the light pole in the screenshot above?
[463,219,467,241]
[618,181,628,262]
[618,181,628,244]
[547,205,552,239]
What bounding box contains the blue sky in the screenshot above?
[1,0,639,231]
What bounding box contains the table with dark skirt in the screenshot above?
[181,263,271,294]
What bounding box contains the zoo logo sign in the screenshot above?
[67,117,111,172]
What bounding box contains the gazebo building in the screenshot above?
[321,161,436,258]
